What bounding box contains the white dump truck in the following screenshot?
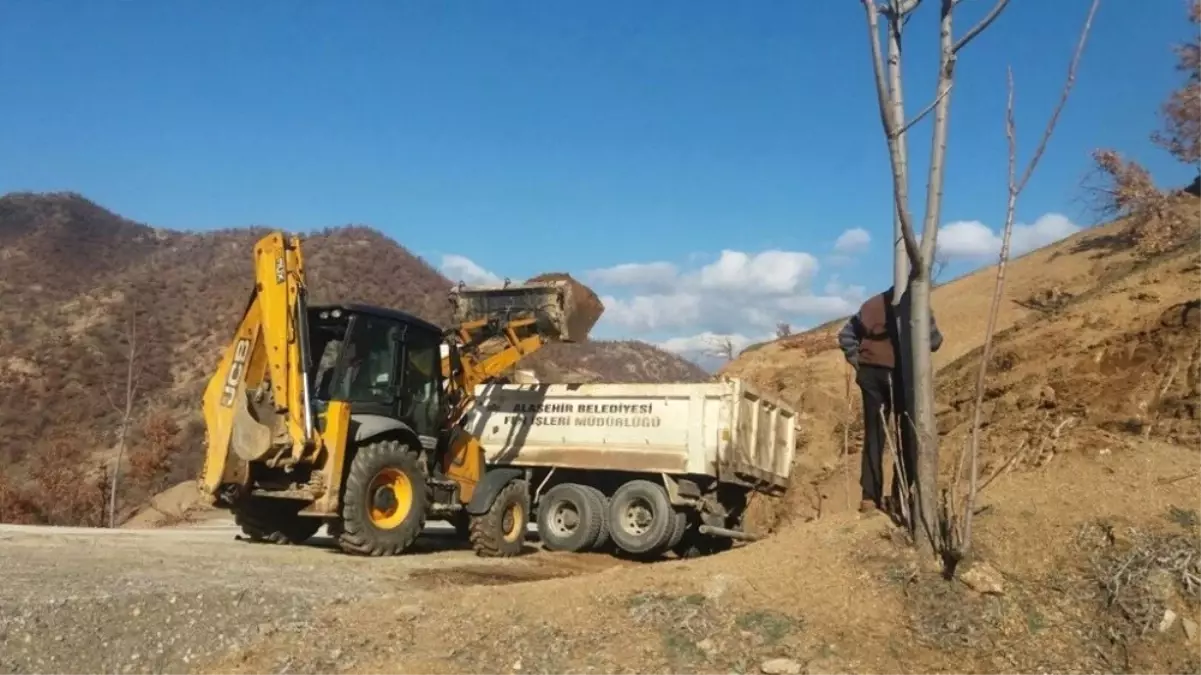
[461,378,797,558]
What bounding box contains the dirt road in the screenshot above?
[0,520,619,675]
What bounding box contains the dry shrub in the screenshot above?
[21,436,109,526]
[1088,150,1193,254]
[1152,0,1201,167]
[1077,512,1201,655]
[0,472,37,524]
[126,409,181,499]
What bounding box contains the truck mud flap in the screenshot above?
[465,468,525,515]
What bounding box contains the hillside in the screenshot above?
[0,192,707,526]
[723,193,1201,529]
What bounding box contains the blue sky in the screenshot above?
[1,1,1195,363]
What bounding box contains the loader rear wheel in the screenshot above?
[537,483,607,553]
[338,439,428,556]
[469,479,530,558]
[607,480,676,556]
[234,498,321,545]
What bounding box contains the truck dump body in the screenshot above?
[462,378,797,494]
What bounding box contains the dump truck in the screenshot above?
[198,231,603,558]
[461,378,796,558]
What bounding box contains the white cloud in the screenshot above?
[587,247,855,341]
[440,254,502,286]
[585,261,678,291]
[657,331,768,374]
[698,250,819,294]
[658,331,757,357]
[938,213,1081,261]
[833,227,871,254]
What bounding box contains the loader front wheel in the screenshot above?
[469,479,530,558]
[338,440,428,556]
[234,498,321,545]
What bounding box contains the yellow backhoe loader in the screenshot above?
[198,230,600,557]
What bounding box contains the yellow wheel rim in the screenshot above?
[368,468,413,530]
[502,502,524,542]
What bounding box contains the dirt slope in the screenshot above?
[0,192,706,527]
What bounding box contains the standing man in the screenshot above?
[837,286,943,516]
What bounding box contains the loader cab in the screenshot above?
[309,304,446,438]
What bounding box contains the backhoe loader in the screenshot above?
[198,230,600,557]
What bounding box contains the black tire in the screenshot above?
[666,509,689,550]
[338,439,428,556]
[537,483,606,553]
[581,485,612,550]
[607,479,676,556]
[234,498,322,545]
[469,479,530,558]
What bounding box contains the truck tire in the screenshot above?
[607,479,676,556]
[338,439,428,556]
[469,479,530,558]
[537,483,606,553]
[581,485,612,551]
[234,498,322,545]
[666,509,689,550]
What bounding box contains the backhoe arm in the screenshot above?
[199,231,320,501]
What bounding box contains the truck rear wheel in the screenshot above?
[537,483,607,553]
[338,439,428,556]
[234,498,322,545]
[607,480,677,556]
[469,479,530,558]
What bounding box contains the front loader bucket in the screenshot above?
[449,274,603,343]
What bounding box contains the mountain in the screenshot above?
[0,192,707,525]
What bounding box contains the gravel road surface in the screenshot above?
[0,520,552,674]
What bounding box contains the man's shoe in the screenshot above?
[859,499,877,514]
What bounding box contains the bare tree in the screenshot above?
[705,335,738,363]
[1086,147,1193,255]
[949,0,1100,564]
[860,0,1018,557]
[775,322,792,338]
[105,305,144,528]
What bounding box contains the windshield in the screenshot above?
[328,316,399,404]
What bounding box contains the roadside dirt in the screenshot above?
[201,441,1200,674]
[0,525,630,675]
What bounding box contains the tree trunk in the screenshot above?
[908,275,939,555]
[108,424,127,528]
[887,9,911,296]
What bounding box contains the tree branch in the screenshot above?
[892,83,954,139]
[956,0,1100,558]
[862,0,923,266]
[952,0,1011,54]
[1014,0,1100,194]
[884,0,924,18]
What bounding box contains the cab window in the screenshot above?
[332,317,399,404]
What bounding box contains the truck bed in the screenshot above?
[462,378,798,494]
